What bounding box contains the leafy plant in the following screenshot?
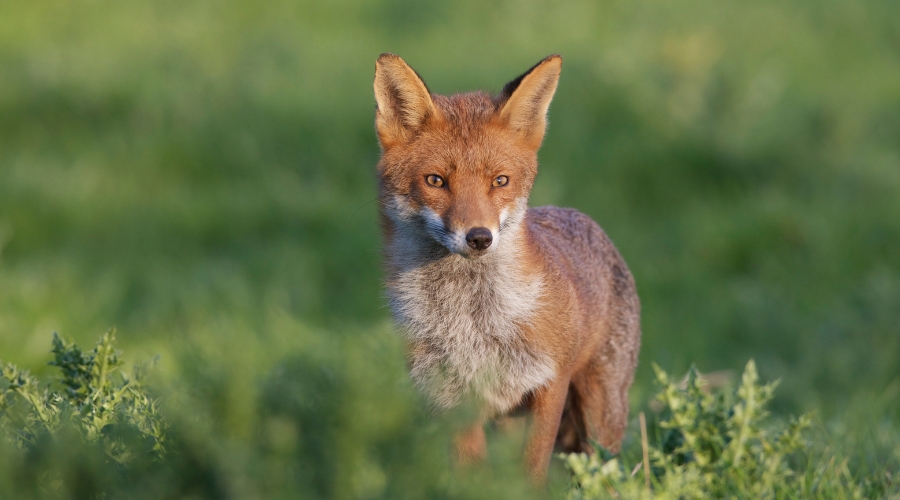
[0,329,166,465]
[1,334,895,499]
[564,361,895,499]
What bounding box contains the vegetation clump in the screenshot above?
[564,361,894,499]
[0,330,166,465]
[1,334,895,499]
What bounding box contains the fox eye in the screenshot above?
[492,175,509,188]
[425,174,445,188]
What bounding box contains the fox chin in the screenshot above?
[374,53,641,483]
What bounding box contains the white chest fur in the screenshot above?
[387,229,555,414]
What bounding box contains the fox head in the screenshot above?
[374,54,561,259]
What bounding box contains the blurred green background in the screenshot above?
[1,0,898,494]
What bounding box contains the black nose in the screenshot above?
[465,227,493,251]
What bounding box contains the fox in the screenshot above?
[373,53,641,482]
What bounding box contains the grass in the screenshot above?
[0,0,898,497]
[2,333,896,498]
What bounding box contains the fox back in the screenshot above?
[373,54,640,480]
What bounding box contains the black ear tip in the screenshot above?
[497,54,563,101]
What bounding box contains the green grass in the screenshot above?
[0,0,898,497]
[2,333,896,498]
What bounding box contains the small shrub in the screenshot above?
[0,329,166,465]
[563,361,893,499]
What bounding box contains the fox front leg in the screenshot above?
[524,376,570,483]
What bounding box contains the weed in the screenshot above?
[0,330,165,465]
[564,361,896,499]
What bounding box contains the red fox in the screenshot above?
[373,53,641,481]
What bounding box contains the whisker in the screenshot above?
[351,197,379,220]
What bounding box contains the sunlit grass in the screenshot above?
[0,0,898,496]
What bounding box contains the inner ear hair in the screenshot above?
[495,55,562,148]
[374,53,439,149]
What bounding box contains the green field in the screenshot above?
[1,0,898,497]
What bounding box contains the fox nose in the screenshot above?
[465,227,493,251]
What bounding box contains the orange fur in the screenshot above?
[374,53,641,483]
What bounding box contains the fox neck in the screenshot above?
[382,199,554,412]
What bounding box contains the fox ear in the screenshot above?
[496,55,562,148]
[374,53,439,149]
